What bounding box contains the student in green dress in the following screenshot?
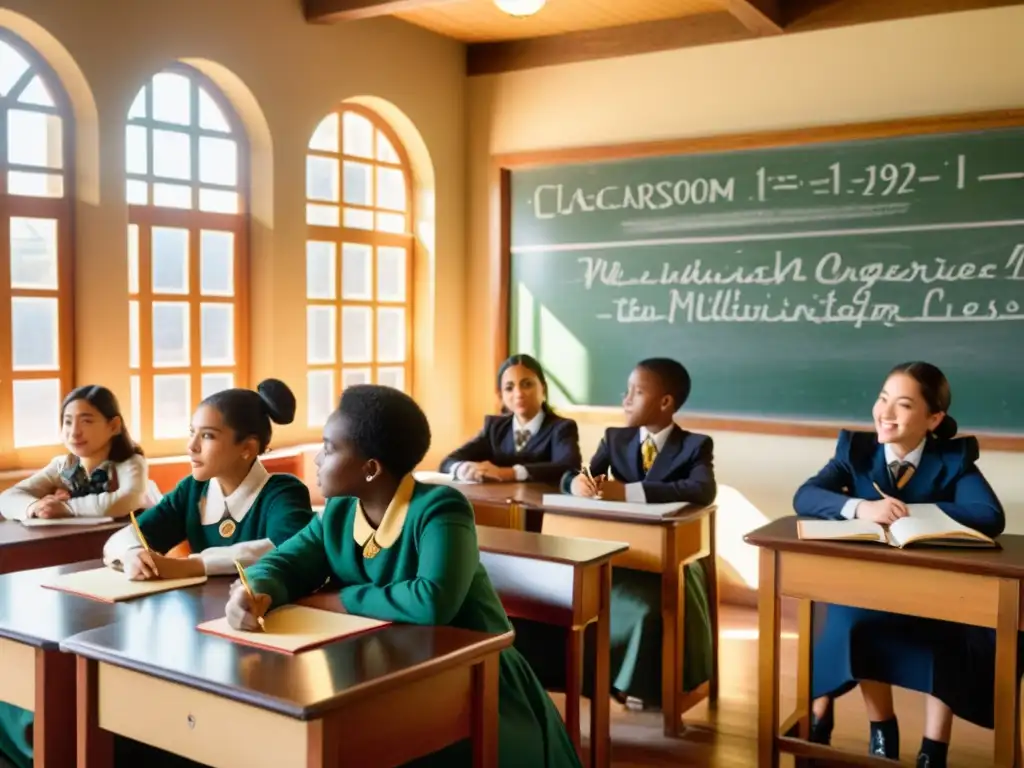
[102,379,314,580]
[225,384,582,768]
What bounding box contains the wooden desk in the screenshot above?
[747,517,1024,767]
[447,482,552,530]
[60,578,510,768]
[0,520,124,575]
[0,561,122,767]
[532,500,719,737]
[477,526,627,768]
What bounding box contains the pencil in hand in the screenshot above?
[233,559,266,632]
[129,509,151,552]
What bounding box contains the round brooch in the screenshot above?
[218,518,236,538]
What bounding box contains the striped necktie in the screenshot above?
[514,429,531,452]
[888,460,915,489]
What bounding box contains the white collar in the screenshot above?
[200,460,272,526]
[513,410,545,436]
[640,423,675,452]
[884,438,926,469]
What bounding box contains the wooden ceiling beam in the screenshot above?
[721,0,785,34]
[785,0,1024,31]
[303,0,448,23]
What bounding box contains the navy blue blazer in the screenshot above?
[793,429,1005,538]
[439,411,582,486]
[560,424,717,506]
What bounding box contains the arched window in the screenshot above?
[304,105,412,428]
[125,65,248,450]
[0,31,73,465]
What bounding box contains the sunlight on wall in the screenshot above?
[714,484,770,588]
[539,304,589,406]
[515,282,536,356]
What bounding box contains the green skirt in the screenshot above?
[0,704,32,768]
[513,563,713,705]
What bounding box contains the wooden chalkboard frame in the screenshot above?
[490,108,1024,452]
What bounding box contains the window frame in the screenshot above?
[305,103,414,431]
[126,63,250,454]
[0,29,75,469]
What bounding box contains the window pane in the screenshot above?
[309,113,339,153]
[200,230,234,296]
[343,208,373,230]
[152,302,189,367]
[129,300,139,368]
[343,161,372,206]
[130,375,141,435]
[199,136,237,185]
[127,224,139,293]
[341,243,372,300]
[0,42,29,97]
[200,303,234,365]
[153,183,191,209]
[152,72,191,126]
[376,132,400,163]
[198,188,238,214]
[378,367,405,392]
[377,307,405,363]
[128,88,146,119]
[10,217,58,290]
[342,112,373,158]
[18,76,55,107]
[198,87,230,132]
[202,373,234,399]
[153,375,191,439]
[126,125,148,175]
[11,297,59,369]
[342,368,371,389]
[152,227,189,293]
[9,171,62,198]
[306,370,335,428]
[377,246,406,302]
[8,110,62,169]
[153,129,191,180]
[306,306,336,365]
[307,156,339,202]
[306,241,336,300]
[376,213,405,233]
[376,166,406,211]
[306,204,339,227]
[12,378,60,447]
[341,306,372,363]
[126,180,148,205]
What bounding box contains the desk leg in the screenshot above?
[590,562,612,768]
[304,716,342,768]
[472,654,500,768]
[661,546,685,738]
[34,649,75,768]
[707,509,720,706]
[757,550,780,768]
[993,578,1020,767]
[76,657,112,768]
[565,627,583,759]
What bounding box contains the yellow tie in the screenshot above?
[642,437,657,474]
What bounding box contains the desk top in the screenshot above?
[477,525,627,566]
[746,517,1024,579]
[0,519,125,547]
[453,481,553,507]
[60,578,512,720]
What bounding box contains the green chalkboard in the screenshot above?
[506,119,1024,434]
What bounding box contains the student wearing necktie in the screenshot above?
[794,362,1007,768]
[515,358,716,709]
[439,354,582,485]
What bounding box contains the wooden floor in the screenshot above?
[554,603,995,767]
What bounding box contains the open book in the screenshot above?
[413,471,479,486]
[21,516,114,528]
[540,494,690,518]
[197,605,389,654]
[797,504,997,549]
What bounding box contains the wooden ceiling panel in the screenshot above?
[393,0,723,43]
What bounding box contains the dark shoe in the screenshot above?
[917,755,931,768]
[917,737,948,768]
[809,700,834,745]
[869,718,900,759]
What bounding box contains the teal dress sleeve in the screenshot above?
[262,476,315,546]
[135,478,192,553]
[245,506,334,609]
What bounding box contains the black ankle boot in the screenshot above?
[809,700,834,745]
[917,737,948,768]
[869,718,900,759]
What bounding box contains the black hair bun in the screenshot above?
[934,414,958,440]
[257,379,296,425]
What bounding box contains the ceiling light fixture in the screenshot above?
[494,0,546,17]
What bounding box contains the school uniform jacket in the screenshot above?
[561,424,717,506]
[439,412,582,485]
[793,429,1004,537]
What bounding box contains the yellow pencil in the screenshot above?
[129,509,150,552]
[233,559,266,632]
[872,482,888,498]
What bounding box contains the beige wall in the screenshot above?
[465,5,1024,581]
[0,0,466,468]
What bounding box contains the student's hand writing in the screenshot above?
[570,473,600,497]
[225,582,272,631]
[856,498,909,525]
[147,553,205,580]
[597,479,626,502]
[123,548,160,580]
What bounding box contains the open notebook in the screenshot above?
[21,516,114,528]
[41,566,208,602]
[197,605,390,654]
[540,494,690,518]
[797,504,997,549]
[413,471,479,486]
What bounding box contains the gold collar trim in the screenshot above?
[352,474,415,556]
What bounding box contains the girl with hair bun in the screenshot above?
[793,361,1006,768]
[102,379,314,581]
